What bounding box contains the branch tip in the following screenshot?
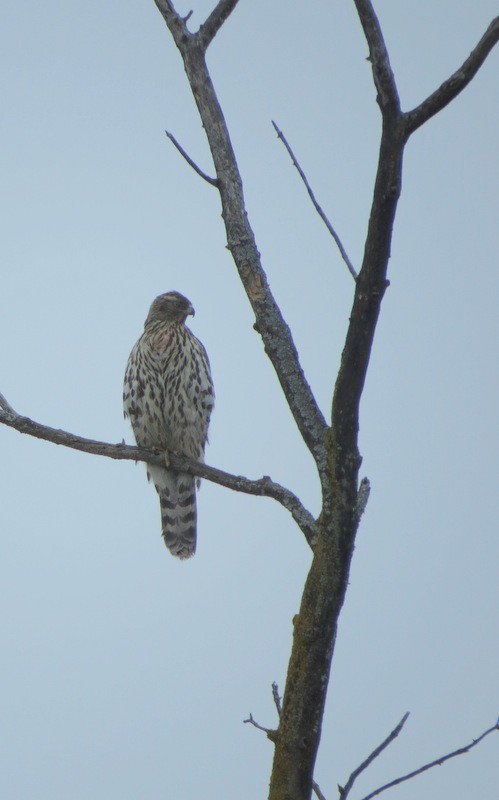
[356,477,371,524]
[272,120,357,280]
[164,130,218,186]
[272,682,282,717]
[404,16,499,136]
[244,713,277,742]
[359,718,498,800]
[339,711,410,799]
[353,0,400,113]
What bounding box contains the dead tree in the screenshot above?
[152,3,499,798]
[1,2,498,799]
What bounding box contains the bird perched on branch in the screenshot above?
[123,291,214,559]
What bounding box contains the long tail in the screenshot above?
[148,465,197,559]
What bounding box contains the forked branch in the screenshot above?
[339,713,410,799]
[198,0,241,49]
[245,682,328,800]
[359,718,499,800]
[150,4,499,800]
[154,0,329,479]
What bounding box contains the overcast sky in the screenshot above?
[1,2,498,799]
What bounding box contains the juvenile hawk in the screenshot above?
[124,291,214,559]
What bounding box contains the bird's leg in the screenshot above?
[147,445,171,468]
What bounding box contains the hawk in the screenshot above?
[123,291,214,559]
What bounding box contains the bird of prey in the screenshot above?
[124,291,214,558]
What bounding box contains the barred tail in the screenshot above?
[146,464,197,559]
[158,476,197,560]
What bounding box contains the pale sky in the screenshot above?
[1,2,498,799]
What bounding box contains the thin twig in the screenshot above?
[243,713,277,743]
[355,477,371,525]
[244,682,281,742]
[359,718,499,800]
[272,682,282,716]
[246,688,328,800]
[312,781,328,800]
[339,713,410,799]
[165,130,218,186]
[0,391,317,546]
[272,121,357,281]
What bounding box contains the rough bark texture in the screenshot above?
[267,100,406,800]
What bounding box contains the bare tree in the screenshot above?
[1,2,498,800]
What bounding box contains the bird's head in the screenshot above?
[144,291,195,326]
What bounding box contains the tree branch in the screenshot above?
[246,683,328,800]
[0,394,317,547]
[266,6,404,795]
[165,130,218,186]
[197,0,241,50]
[153,0,240,51]
[153,0,188,47]
[355,477,371,524]
[149,5,499,799]
[0,391,16,415]
[272,121,357,281]
[404,17,499,136]
[312,782,327,800]
[359,718,499,800]
[339,713,410,799]
[243,713,277,743]
[352,0,400,113]
[155,8,329,479]
[272,682,282,716]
